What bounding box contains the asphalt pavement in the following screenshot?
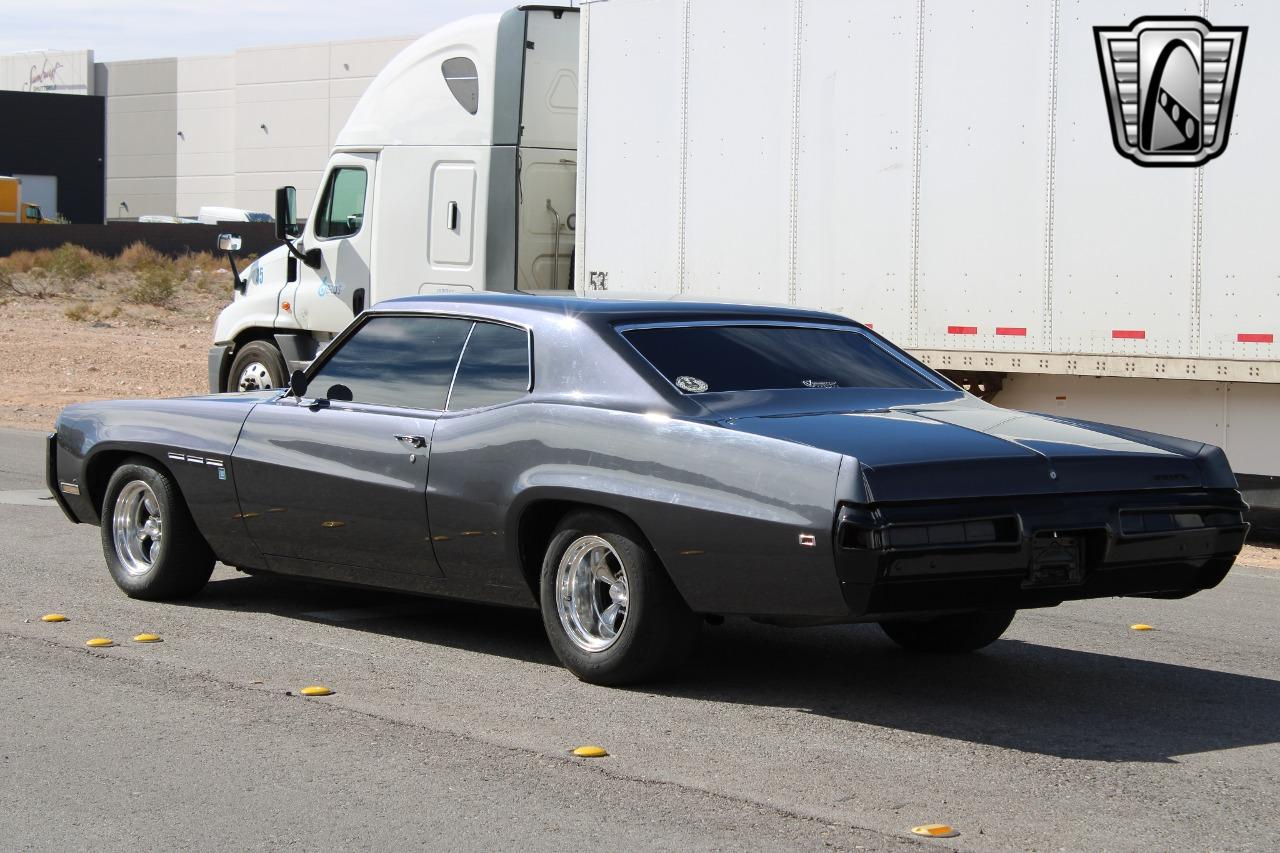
[1,426,1277,851]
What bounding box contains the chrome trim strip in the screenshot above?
[59,481,81,496]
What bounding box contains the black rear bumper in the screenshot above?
[835,489,1249,619]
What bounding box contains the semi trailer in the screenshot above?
[208,1,1279,527]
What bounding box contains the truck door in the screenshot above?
[288,152,377,334]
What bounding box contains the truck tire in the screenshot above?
[539,510,701,686]
[100,460,215,600]
[227,340,287,392]
[878,609,1015,653]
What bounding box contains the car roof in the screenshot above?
[372,292,859,326]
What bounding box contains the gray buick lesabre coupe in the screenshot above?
[47,294,1248,684]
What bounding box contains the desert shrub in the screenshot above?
[0,266,13,295]
[64,301,96,321]
[44,243,105,282]
[116,241,165,271]
[0,248,49,273]
[127,265,178,307]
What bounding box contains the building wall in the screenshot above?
[0,90,105,223]
[96,36,414,220]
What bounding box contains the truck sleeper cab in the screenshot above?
[210,6,579,394]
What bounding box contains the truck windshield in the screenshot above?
[621,324,940,393]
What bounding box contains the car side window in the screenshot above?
[447,322,531,411]
[308,316,472,410]
[314,167,367,239]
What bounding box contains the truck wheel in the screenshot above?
[100,460,215,600]
[539,510,701,686]
[227,340,287,392]
[878,609,1015,653]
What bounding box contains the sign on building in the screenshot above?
[0,50,95,95]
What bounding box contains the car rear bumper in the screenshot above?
[834,489,1249,619]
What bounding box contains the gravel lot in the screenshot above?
[0,253,229,432]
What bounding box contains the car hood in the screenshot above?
[720,401,1213,502]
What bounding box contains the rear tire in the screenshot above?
[539,510,701,686]
[100,460,215,600]
[878,609,1015,653]
[227,340,287,392]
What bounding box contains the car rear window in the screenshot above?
[621,324,939,393]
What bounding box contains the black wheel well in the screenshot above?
[516,500,655,600]
[84,450,177,520]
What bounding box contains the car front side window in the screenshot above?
[307,315,473,411]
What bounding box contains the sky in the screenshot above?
[0,0,552,62]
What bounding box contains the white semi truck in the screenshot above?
[209,1,1278,526]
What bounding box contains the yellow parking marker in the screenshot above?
[300,685,334,697]
[911,824,959,839]
[40,613,69,623]
[85,638,115,648]
[572,745,608,758]
[1130,623,1155,631]
[132,633,163,643]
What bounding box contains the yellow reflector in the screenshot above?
[41,613,68,623]
[133,633,162,643]
[911,824,959,838]
[85,638,115,648]
[1130,624,1154,631]
[572,745,608,758]
[300,685,334,697]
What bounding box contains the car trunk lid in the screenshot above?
[720,404,1204,502]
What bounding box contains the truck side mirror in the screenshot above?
[275,186,300,240]
[217,233,243,253]
[288,369,309,398]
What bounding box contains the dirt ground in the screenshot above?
[1,255,1277,565]
[0,259,228,432]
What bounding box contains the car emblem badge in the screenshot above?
[1094,16,1247,167]
[675,375,709,393]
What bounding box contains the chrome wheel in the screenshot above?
[111,480,163,576]
[236,361,275,391]
[556,535,630,652]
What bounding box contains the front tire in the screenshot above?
[878,609,1015,653]
[227,340,287,392]
[100,461,214,600]
[539,510,700,686]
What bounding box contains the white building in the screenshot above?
[1,38,418,219]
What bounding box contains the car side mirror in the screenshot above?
[288,369,309,398]
[217,233,243,253]
[275,186,300,240]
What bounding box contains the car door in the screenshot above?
[231,314,473,577]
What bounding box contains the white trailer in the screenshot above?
[574,0,1279,525]
[209,1,1278,526]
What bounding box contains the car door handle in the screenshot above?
[394,434,427,448]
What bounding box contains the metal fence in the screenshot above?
[0,222,278,259]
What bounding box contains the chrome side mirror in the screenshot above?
[217,233,243,253]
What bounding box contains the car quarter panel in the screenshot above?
[427,402,848,617]
[52,394,268,569]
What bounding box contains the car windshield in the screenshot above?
[622,324,940,393]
